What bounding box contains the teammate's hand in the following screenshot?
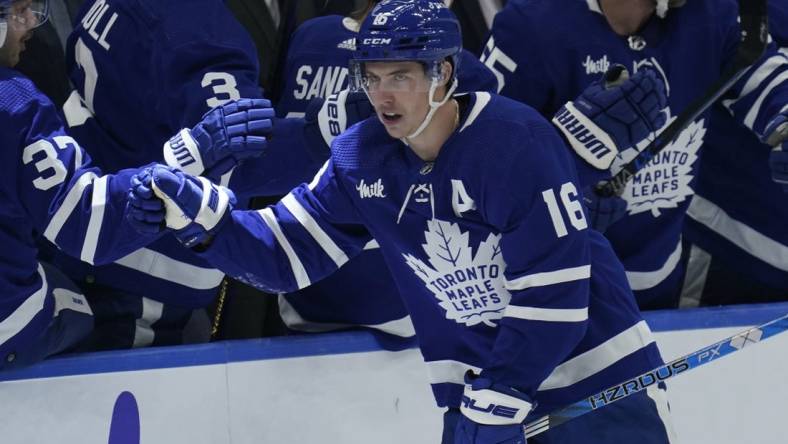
[763,113,788,192]
[552,64,667,169]
[454,372,530,444]
[583,184,628,232]
[163,98,274,182]
[303,89,375,154]
[126,167,165,234]
[135,165,236,247]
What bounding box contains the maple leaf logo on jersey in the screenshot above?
[614,118,705,217]
[403,219,510,327]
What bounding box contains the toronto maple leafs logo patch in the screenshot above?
[613,118,705,217]
[403,219,510,327]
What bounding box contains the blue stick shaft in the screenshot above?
[524,313,788,438]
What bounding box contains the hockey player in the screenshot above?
[270,0,497,348]
[0,0,266,367]
[131,1,675,442]
[484,0,788,309]
[60,0,283,348]
[681,1,788,306]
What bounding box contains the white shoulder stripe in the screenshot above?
[308,160,331,191]
[257,208,311,289]
[425,359,481,385]
[504,306,588,322]
[114,248,224,290]
[43,172,98,243]
[506,265,590,291]
[460,92,492,133]
[0,264,48,347]
[80,175,108,265]
[626,240,681,291]
[537,320,655,391]
[281,193,349,268]
[743,71,788,130]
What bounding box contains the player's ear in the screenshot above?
[439,60,453,86]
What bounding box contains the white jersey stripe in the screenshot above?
[278,295,416,338]
[281,193,349,268]
[626,240,682,291]
[687,194,788,271]
[0,264,48,347]
[114,248,224,290]
[506,265,590,291]
[308,160,331,191]
[459,92,492,132]
[537,320,655,391]
[80,175,108,265]
[258,208,311,289]
[743,71,788,130]
[505,306,588,322]
[722,55,787,112]
[43,172,98,244]
[426,359,481,386]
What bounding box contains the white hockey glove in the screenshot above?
[763,113,788,192]
[454,372,532,444]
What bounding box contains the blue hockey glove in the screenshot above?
[763,113,788,192]
[582,184,628,232]
[163,98,274,182]
[303,89,374,154]
[145,165,236,248]
[455,372,531,444]
[126,167,165,234]
[552,64,667,170]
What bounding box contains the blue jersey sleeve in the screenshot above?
[1,74,158,266]
[201,159,371,293]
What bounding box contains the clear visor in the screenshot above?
[1,0,49,31]
[349,60,443,94]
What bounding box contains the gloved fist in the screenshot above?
[126,167,165,234]
[763,113,788,192]
[553,64,667,170]
[163,98,274,182]
[455,372,531,444]
[583,184,628,232]
[131,165,236,247]
[303,89,375,155]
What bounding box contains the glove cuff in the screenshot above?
[460,373,533,426]
[163,129,206,176]
[552,102,618,170]
[317,90,351,147]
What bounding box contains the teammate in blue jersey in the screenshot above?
[680,2,788,307]
[0,0,259,368]
[271,0,498,348]
[484,0,788,309]
[59,0,282,349]
[131,2,676,442]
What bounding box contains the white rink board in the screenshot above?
[0,304,785,444]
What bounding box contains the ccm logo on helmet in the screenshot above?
[362,38,392,45]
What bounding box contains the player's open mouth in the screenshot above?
[381,112,402,124]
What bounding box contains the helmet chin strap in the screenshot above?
[404,76,458,142]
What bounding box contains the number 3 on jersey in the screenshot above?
[542,182,587,238]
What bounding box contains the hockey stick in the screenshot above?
[523,312,788,438]
[595,0,769,197]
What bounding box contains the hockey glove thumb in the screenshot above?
[763,113,788,192]
[163,98,274,182]
[303,89,375,154]
[455,372,531,444]
[583,183,628,232]
[149,165,236,248]
[127,167,165,234]
[552,64,667,170]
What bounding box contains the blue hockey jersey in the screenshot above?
[197,92,664,415]
[484,0,788,308]
[275,15,498,118]
[0,68,158,366]
[58,0,321,324]
[683,1,788,296]
[272,14,499,348]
